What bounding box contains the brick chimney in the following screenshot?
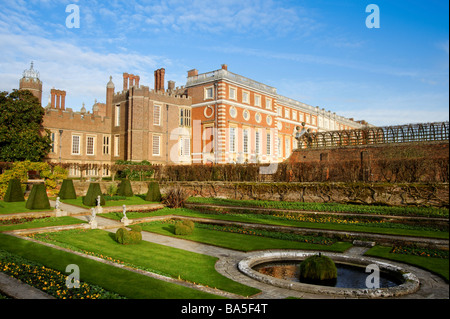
[187,69,198,77]
[123,73,129,91]
[154,68,165,91]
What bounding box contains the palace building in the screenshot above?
[17,62,367,177]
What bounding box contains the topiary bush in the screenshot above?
[82,183,105,207]
[174,220,195,236]
[117,179,133,197]
[115,226,142,245]
[26,183,51,210]
[145,181,161,202]
[58,179,77,200]
[299,254,337,284]
[3,179,25,202]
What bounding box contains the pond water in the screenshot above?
[253,261,403,289]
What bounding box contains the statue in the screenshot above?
[89,207,98,229]
[121,204,130,226]
[96,195,103,214]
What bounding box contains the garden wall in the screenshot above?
[71,180,449,208]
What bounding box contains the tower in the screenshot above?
[106,76,115,117]
[19,62,43,104]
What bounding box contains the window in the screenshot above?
[180,137,190,156]
[255,112,262,123]
[115,105,120,127]
[180,108,191,127]
[242,91,249,104]
[292,111,297,121]
[229,87,237,100]
[277,106,282,116]
[153,104,161,126]
[299,112,304,122]
[205,86,214,99]
[285,108,290,119]
[114,135,120,157]
[229,106,237,118]
[266,132,271,155]
[243,109,250,121]
[243,128,249,154]
[265,98,272,109]
[152,134,161,156]
[266,115,272,126]
[86,136,95,156]
[278,137,282,157]
[50,132,55,153]
[229,127,236,153]
[72,135,80,155]
[103,135,110,155]
[306,114,310,124]
[254,95,261,107]
[255,130,261,155]
[285,137,291,157]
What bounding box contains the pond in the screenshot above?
[253,261,403,289]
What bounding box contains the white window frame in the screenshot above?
[243,127,250,154]
[229,126,236,153]
[71,135,81,155]
[292,110,297,121]
[180,137,191,157]
[254,94,261,107]
[102,135,110,155]
[204,86,214,100]
[285,108,290,119]
[152,134,161,156]
[242,90,250,104]
[114,135,120,157]
[266,131,271,156]
[86,136,95,156]
[115,104,120,127]
[229,87,237,101]
[285,136,291,157]
[265,98,272,110]
[255,129,261,155]
[153,104,161,126]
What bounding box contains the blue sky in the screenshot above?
[0,0,448,126]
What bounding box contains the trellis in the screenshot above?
[297,122,449,149]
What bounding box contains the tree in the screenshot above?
[0,90,52,162]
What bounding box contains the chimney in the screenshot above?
[221,64,228,71]
[51,89,56,108]
[135,75,140,87]
[129,74,135,88]
[55,90,61,109]
[187,69,198,77]
[61,91,66,110]
[123,73,129,91]
[160,68,165,91]
[154,68,165,91]
[168,80,175,91]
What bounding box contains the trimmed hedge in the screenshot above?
[82,183,105,207]
[26,184,51,210]
[115,226,142,244]
[299,255,337,283]
[174,220,195,236]
[117,179,133,197]
[145,182,161,202]
[3,179,25,202]
[58,179,77,199]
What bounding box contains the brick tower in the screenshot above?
[19,62,43,104]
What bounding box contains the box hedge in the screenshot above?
[117,179,134,197]
[145,181,161,202]
[3,179,25,202]
[82,183,105,207]
[58,179,77,199]
[115,226,142,244]
[26,183,51,210]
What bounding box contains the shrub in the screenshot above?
[299,254,337,283]
[58,179,77,200]
[115,227,142,245]
[163,187,188,208]
[174,224,192,236]
[117,179,133,197]
[3,179,25,202]
[181,220,195,232]
[82,183,105,207]
[145,182,161,202]
[26,183,51,210]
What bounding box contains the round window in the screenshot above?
[255,112,262,123]
[229,106,237,118]
[243,110,250,121]
[266,115,272,125]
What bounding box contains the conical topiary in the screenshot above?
[58,179,77,199]
[117,179,133,197]
[145,181,161,202]
[3,179,25,202]
[82,183,105,207]
[299,254,337,284]
[26,183,51,210]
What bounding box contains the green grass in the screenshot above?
[0,200,53,215]
[61,195,158,208]
[113,207,449,240]
[186,197,449,218]
[29,228,260,297]
[365,245,449,282]
[140,220,352,252]
[0,233,220,299]
[0,216,86,232]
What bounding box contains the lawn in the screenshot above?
[0,216,86,232]
[0,200,53,215]
[140,220,352,252]
[60,195,158,208]
[106,207,449,240]
[365,245,449,282]
[29,228,261,297]
[0,233,223,299]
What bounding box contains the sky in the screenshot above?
[0,0,448,127]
